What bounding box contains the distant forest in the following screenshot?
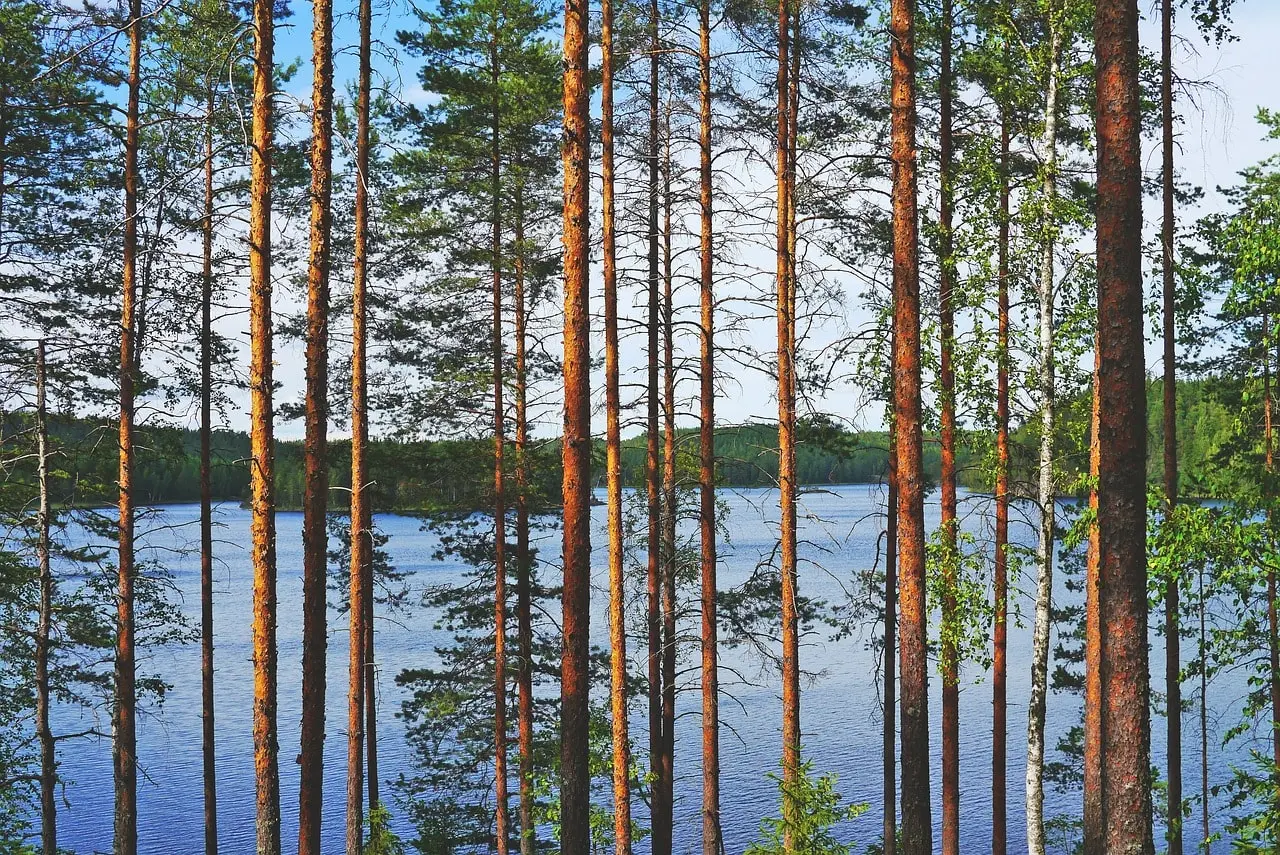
[4,376,1239,513]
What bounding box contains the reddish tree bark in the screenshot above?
[115,0,142,849]
[697,0,722,846]
[775,0,802,844]
[559,0,593,839]
[298,0,334,842]
[889,0,930,850]
[347,0,373,844]
[1085,1,1153,852]
[248,0,281,844]
[513,181,537,855]
[601,0,632,847]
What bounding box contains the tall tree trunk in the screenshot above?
[991,96,1010,855]
[115,0,142,848]
[200,81,219,855]
[1160,1,1183,849]
[248,0,281,842]
[884,390,898,855]
[660,125,678,849]
[889,0,929,850]
[347,0,374,841]
[559,0,593,839]
[646,0,667,847]
[937,2,959,849]
[513,180,536,855]
[298,0,334,842]
[600,2,632,848]
[697,0,721,846]
[1026,14,1063,855]
[775,0,801,845]
[1086,1,1153,851]
[35,340,55,855]
[489,29,511,854]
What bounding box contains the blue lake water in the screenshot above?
[47,485,1254,854]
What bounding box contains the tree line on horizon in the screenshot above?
[10,0,1280,853]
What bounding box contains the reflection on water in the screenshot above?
[50,486,1247,854]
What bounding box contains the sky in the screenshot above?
[228,0,1280,440]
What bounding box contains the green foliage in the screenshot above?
[365,804,407,855]
[746,756,868,855]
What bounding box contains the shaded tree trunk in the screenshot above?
[697,0,722,845]
[346,0,373,844]
[115,0,143,849]
[660,120,678,855]
[889,0,930,850]
[1085,1,1153,851]
[645,0,667,846]
[200,81,219,855]
[884,393,898,855]
[992,97,1010,855]
[937,2,959,848]
[1160,1,1183,849]
[489,28,510,854]
[559,0,593,840]
[298,0,334,842]
[513,181,537,855]
[1026,17,1062,855]
[35,340,55,855]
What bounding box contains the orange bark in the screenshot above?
[1086,1,1153,850]
[298,0,334,841]
[115,0,142,849]
[559,0,592,839]
[347,0,373,843]
[890,0,930,849]
[248,0,281,844]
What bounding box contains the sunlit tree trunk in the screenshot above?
[1198,561,1209,853]
[889,0,930,850]
[601,0,631,847]
[298,0,334,842]
[248,0,281,843]
[200,81,219,855]
[1267,316,1279,786]
[513,181,537,855]
[1085,1,1153,851]
[115,0,143,849]
[937,2,959,848]
[1026,14,1062,855]
[775,0,801,846]
[991,98,1010,855]
[346,0,373,844]
[697,0,721,845]
[559,0,593,839]
[1160,1,1183,849]
[35,340,55,855]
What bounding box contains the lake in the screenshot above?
[46,485,1253,854]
